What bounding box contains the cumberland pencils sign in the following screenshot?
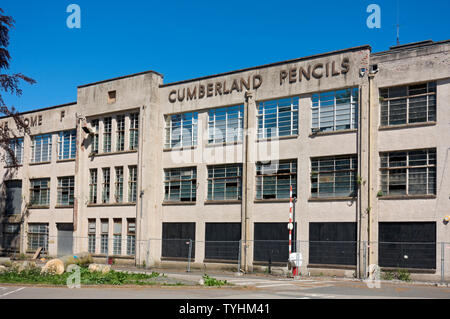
[167,57,350,103]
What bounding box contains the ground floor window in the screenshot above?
[113,219,122,255]
[309,222,357,266]
[3,223,20,252]
[379,222,436,269]
[88,219,96,254]
[127,219,136,256]
[100,219,109,254]
[161,222,195,259]
[205,223,241,261]
[253,223,296,264]
[27,223,48,253]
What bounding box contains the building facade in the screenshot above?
[1,39,449,280]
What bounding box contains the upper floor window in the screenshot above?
[312,88,358,132]
[91,119,99,154]
[128,166,137,203]
[58,130,76,160]
[164,112,198,148]
[380,148,436,196]
[116,115,125,152]
[6,138,23,165]
[129,113,139,150]
[89,169,98,204]
[102,168,110,203]
[311,155,358,198]
[164,167,197,202]
[208,105,244,144]
[31,134,52,163]
[207,164,242,201]
[257,97,298,139]
[103,117,112,153]
[380,82,436,126]
[114,166,124,203]
[29,178,50,206]
[256,159,297,200]
[27,223,48,253]
[57,176,75,206]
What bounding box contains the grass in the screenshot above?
[0,267,163,286]
[202,274,229,287]
[382,269,411,282]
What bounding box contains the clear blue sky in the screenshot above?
[2,0,449,112]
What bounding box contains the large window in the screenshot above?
[205,223,241,261]
[208,105,244,144]
[103,117,112,153]
[129,113,139,150]
[29,178,50,206]
[3,223,20,252]
[127,219,136,256]
[380,82,436,126]
[27,223,48,253]
[58,130,76,160]
[113,219,122,255]
[253,223,296,263]
[88,219,96,254]
[311,155,358,198]
[6,138,23,165]
[312,88,358,132]
[57,176,75,206]
[5,180,22,215]
[100,219,108,254]
[31,134,52,163]
[164,167,197,202]
[89,169,98,204]
[116,115,125,152]
[380,148,436,196]
[114,167,124,203]
[162,222,195,259]
[128,166,137,203]
[257,97,298,139]
[207,164,242,201]
[256,160,297,200]
[91,119,99,154]
[102,168,110,203]
[164,112,198,148]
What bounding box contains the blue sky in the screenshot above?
[2,0,449,112]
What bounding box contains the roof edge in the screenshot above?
[77,70,163,89]
[0,102,77,120]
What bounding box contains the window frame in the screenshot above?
[31,134,52,163]
[207,164,242,201]
[57,176,75,206]
[29,178,50,207]
[257,97,299,139]
[208,105,244,144]
[256,159,297,200]
[164,112,198,149]
[57,130,76,160]
[164,167,197,202]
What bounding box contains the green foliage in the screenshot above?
[382,269,411,282]
[202,274,228,287]
[377,190,384,197]
[0,267,160,286]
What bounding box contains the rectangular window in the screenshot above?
[103,117,112,153]
[207,164,242,201]
[89,169,98,204]
[100,219,108,254]
[161,222,195,259]
[128,166,137,203]
[164,112,198,148]
[208,105,244,144]
[113,219,122,255]
[205,223,241,261]
[116,115,125,152]
[91,119,99,153]
[88,219,96,254]
[253,223,296,263]
[257,97,298,139]
[164,167,197,202]
[114,167,124,203]
[5,180,22,215]
[380,82,436,126]
[380,148,436,196]
[27,223,48,253]
[102,168,110,203]
[58,130,76,160]
[29,178,50,206]
[129,113,139,150]
[256,160,297,200]
[311,155,358,198]
[3,223,20,252]
[31,134,52,163]
[57,176,75,206]
[127,219,136,256]
[6,138,24,165]
[312,88,358,132]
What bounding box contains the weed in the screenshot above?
[202,274,228,287]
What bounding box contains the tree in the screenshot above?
[0,7,36,167]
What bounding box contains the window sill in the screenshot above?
[56,158,75,163]
[161,257,191,262]
[254,198,291,203]
[308,197,356,202]
[308,264,357,270]
[380,267,436,274]
[55,205,74,209]
[29,161,51,166]
[92,254,135,259]
[27,205,50,209]
[87,202,136,207]
[90,149,137,157]
[257,135,298,143]
[309,129,357,138]
[162,201,196,206]
[379,122,436,131]
[204,200,241,205]
[378,194,436,200]
[163,145,197,152]
[205,141,243,148]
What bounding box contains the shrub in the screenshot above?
[202,275,228,287]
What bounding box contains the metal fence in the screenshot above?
[0,235,448,283]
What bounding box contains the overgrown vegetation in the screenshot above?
[382,269,412,282]
[202,274,229,287]
[0,266,161,286]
